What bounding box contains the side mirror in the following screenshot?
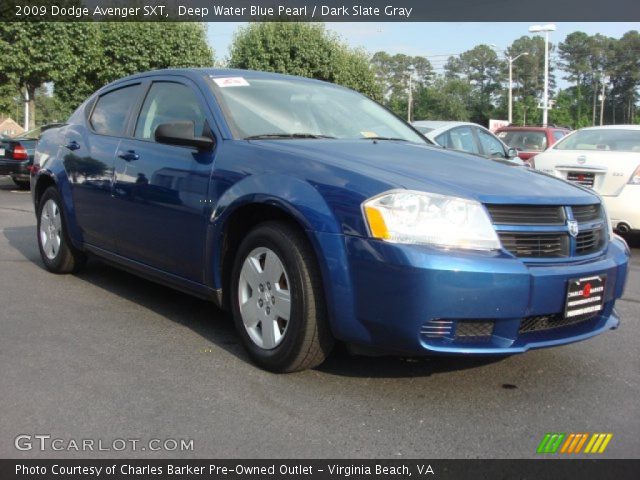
[507,147,519,159]
[154,121,214,151]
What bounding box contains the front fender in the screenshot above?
[206,173,361,342]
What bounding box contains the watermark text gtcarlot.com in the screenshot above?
[15,435,194,452]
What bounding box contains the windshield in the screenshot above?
[554,128,640,152]
[207,75,426,143]
[413,125,434,134]
[496,130,548,152]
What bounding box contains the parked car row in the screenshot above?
[0,124,63,189]
[495,124,571,166]
[534,125,640,235]
[412,121,523,165]
[30,68,629,372]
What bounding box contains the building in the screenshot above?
[0,117,25,137]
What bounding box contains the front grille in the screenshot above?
[498,233,569,258]
[455,321,494,342]
[486,204,606,259]
[567,171,595,187]
[576,228,604,255]
[572,204,603,223]
[519,312,598,334]
[486,205,565,225]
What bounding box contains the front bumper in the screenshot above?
[334,235,629,355]
[603,185,640,231]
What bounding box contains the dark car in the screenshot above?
[495,125,571,166]
[0,124,64,189]
[31,69,629,372]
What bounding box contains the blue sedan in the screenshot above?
[31,69,629,372]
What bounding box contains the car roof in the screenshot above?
[412,121,475,130]
[576,124,640,131]
[105,68,337,92]
[496,125,570,132]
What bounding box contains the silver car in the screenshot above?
[413,121,522,165]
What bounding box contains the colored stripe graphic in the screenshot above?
[539,433,613,454]
[585,433,613,454]
[560,433,589,453]
[537,433,565,453]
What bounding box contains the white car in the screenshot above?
[412,120,523,165]
[534,125,640,234]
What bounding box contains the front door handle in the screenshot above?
[118,150,139,162]
[64,141,80,151]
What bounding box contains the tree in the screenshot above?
[608,31,640,123]
[0,23,78,128]
[559,31,591,125]
[444,45,503,125]
[229,22,381,100]
[412,77,473,121]
[54,22,215,111]
[371,52,433,98]
[505,35,557,123]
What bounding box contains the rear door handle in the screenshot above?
[118,150,139,162]
[64,141,80,151]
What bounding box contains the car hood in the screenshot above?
[251,139,599,205]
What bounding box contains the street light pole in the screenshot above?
[507,52,529,124]
[529,24,556,127]
[407,73,412,122]
[406,67,415,122]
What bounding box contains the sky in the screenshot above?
[206,22,639,78]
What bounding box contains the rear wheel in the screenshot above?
[37,187,85,273]
[230,221,334,372]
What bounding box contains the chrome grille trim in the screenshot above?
[420,320,454,339]
[485,203,606,259]
[572,204,603,223]
[486,205,565,225]
[498,232,569,258]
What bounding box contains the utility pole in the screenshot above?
[529,24,556,127]
[23,88,29,131]
[407,67,415,123]
[599,78,606,126]
[407,73,412,122]
[507,52,529,124]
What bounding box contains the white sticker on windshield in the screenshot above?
[212,77,250,87]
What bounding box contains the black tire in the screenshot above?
[12,178,30,190]
[230,221,334,372]
[36,186,86,273]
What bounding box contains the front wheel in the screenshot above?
[230,222,334,372]
[37,187,86,273]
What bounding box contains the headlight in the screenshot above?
[362,190,501,250]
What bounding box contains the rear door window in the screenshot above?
[90,84,142,136]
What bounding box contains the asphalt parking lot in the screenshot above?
[0,175,638,459]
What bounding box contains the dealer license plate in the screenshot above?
[564,275,606,319]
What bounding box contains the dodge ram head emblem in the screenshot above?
[568,220,579,237]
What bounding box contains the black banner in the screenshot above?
[2,0,640,22]
[1,460,639,480]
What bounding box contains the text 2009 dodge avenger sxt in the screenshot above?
[31,69,629,372]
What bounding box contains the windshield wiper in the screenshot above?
[244,133,336,140]
[359,136,408,141]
